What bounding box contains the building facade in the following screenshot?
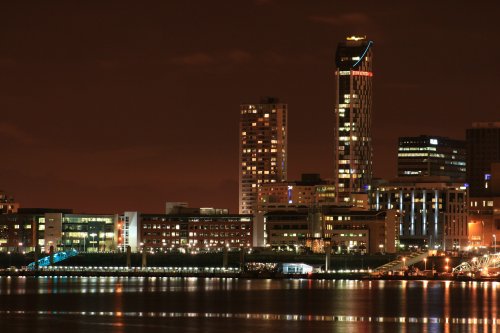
[264,211,310,250]
[323,207,398,255]
[398,135,466,181]
[264,206,398,254]
[0,191,19,214]
[257,174,335,210]
[255,174,335,246]
[467,163,500,250]
[466,122,500,197]
[139,213,253,252]
[334,36,374,203]
[0,208,117,253]
[468,197,500,250]
[239,97,287,215]
[371,177,468,251]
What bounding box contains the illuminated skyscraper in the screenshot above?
[334,36,374,203]
[239,97,287,215]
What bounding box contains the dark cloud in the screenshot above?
[308,13,370,26]
[227,50,253,64]
[0,123,35,145]
[171,52,215,66]
[171,50,253,67]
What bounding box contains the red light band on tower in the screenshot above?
[351,70,373,77]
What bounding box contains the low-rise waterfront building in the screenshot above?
[323,207,398,254]
[264,206,398,254]
[468,163,500,250]
[0,208,117,253]
[119,205,253,253]
[255,174,335,246]
[371,177,468,251]
[140,213,252,252]
[264,210,309,250]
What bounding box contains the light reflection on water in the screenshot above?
[1,276,498,293]
[0,309,498,325]
[0,277,498,331]
[0,276,436,294]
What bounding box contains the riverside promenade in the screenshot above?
[1,251,493,281]
[1,266,498,282]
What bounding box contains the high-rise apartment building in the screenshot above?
[334,36,374,203]
[466,122,500,197]
[239,97,287,215]
[398,135,466,181]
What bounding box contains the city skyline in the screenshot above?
[1,1,499,214]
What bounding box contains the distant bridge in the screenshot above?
[27,249,78,271]
[453,253,500,275]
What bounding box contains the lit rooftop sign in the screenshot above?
[430,139,438,145]
[346,36,366,41]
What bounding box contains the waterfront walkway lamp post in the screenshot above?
[445,257,450,273]
[424,258,427,271]
[482,221,485,247]
[402,257,406,270]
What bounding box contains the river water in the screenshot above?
[0,276,498,332]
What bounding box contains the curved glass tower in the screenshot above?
[334,36,374,203]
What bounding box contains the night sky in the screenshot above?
[0,1,498,214]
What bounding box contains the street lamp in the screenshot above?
[493,235,497,254]
[482,221,485,247]
[402,257,407,270]
[445,257,450,273]
[424,258,427,271]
